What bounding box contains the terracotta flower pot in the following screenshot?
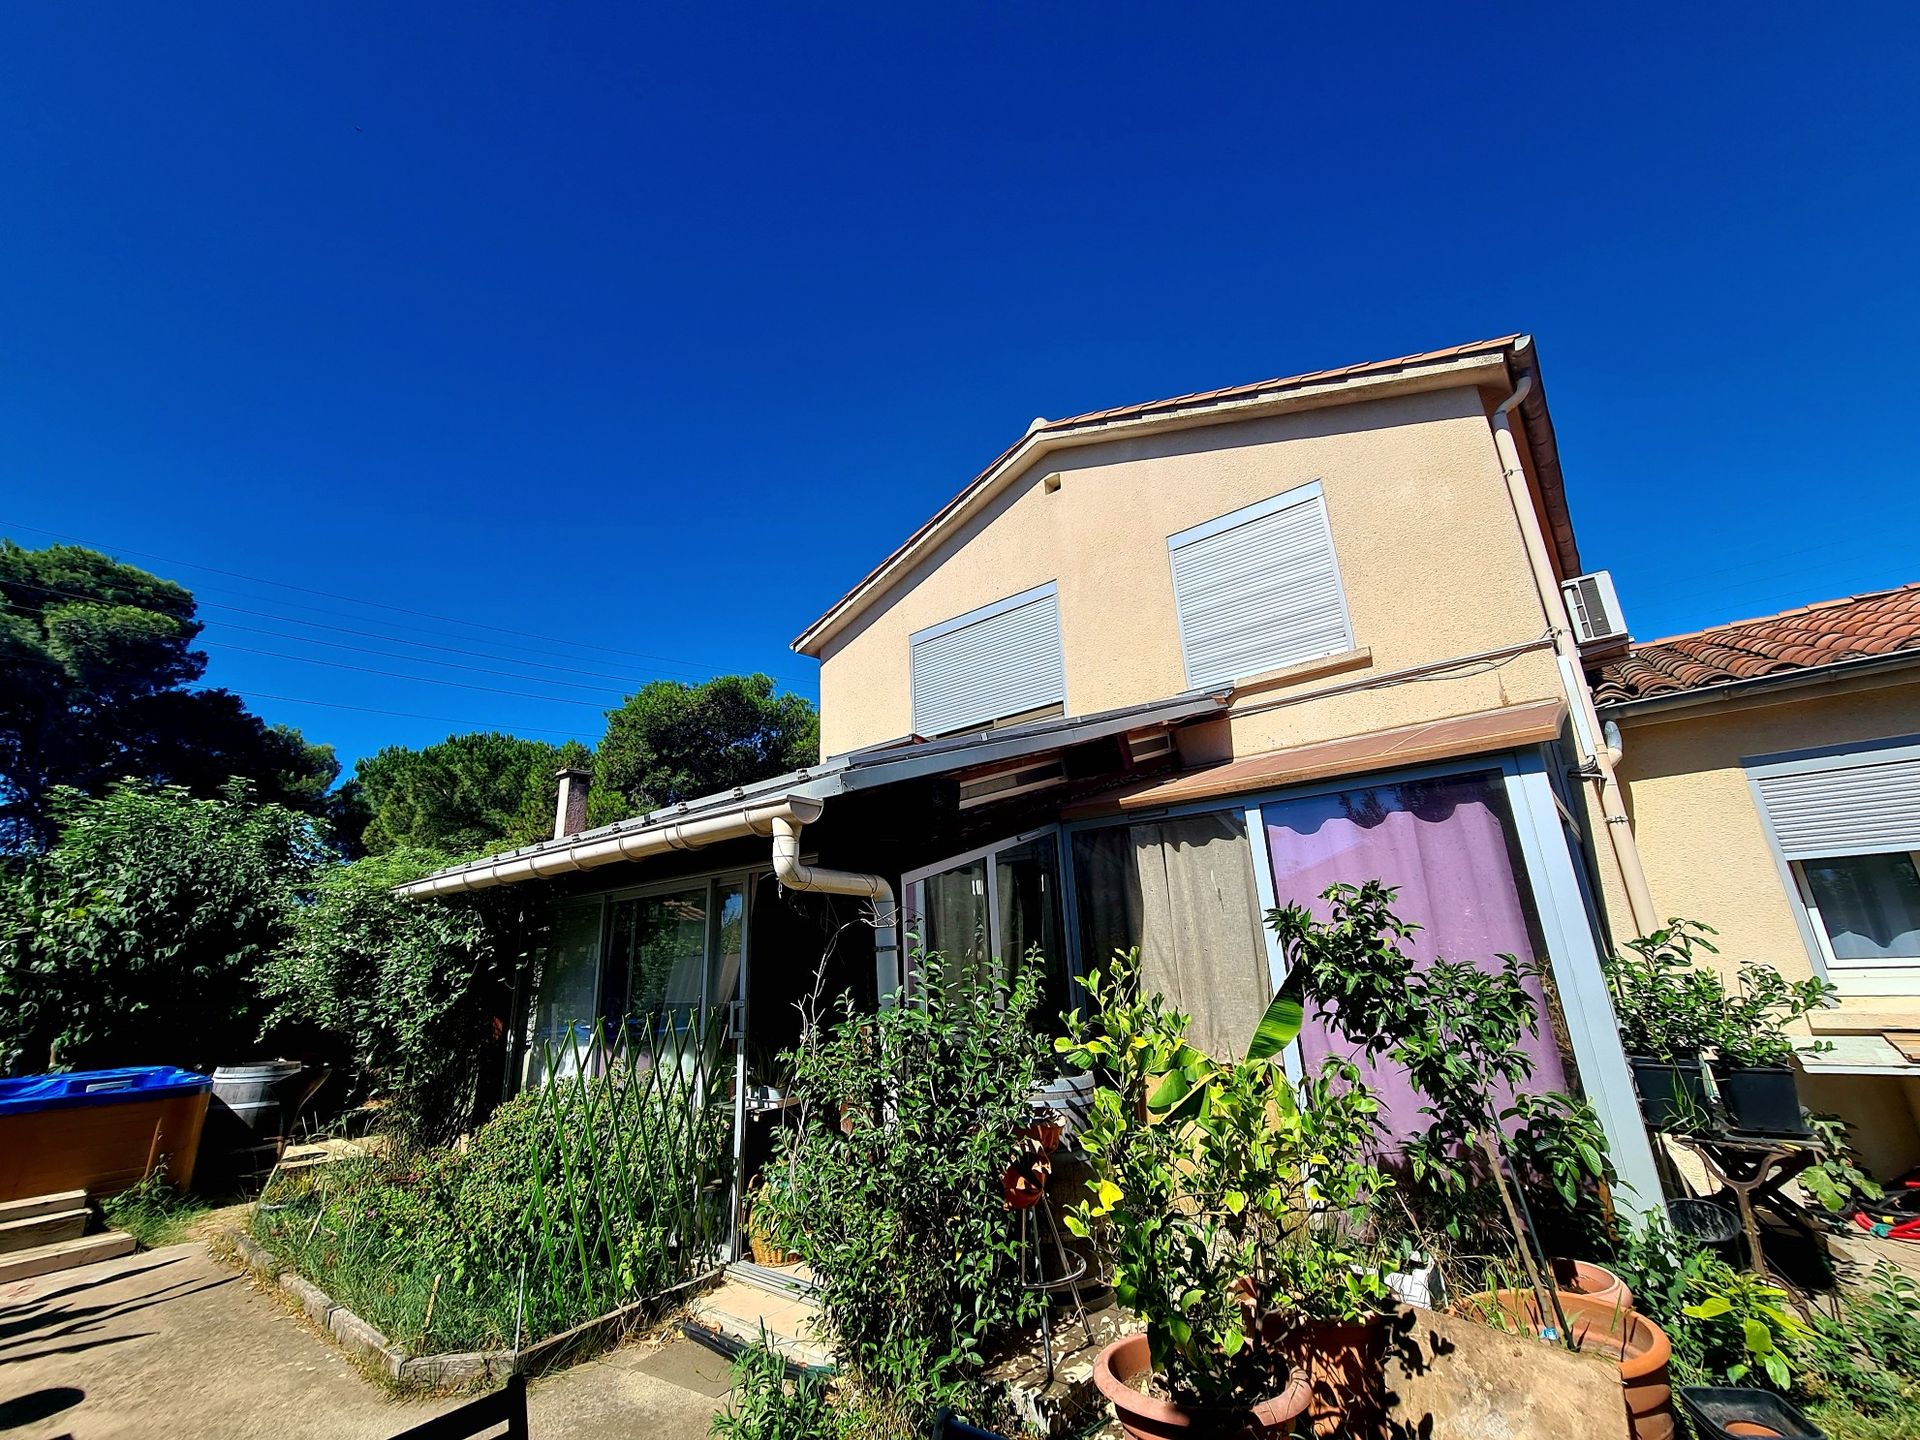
[1093,1333,1311,1440]
[1284,1316,1388,1438]
[1463,1289,1675,1440]
[1550,1258,1634,1316]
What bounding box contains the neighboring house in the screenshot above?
[1595,584,1920,1175]
[402,334,1685,1221]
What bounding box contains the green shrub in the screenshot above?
[1796,1265,1920,1418]
[710,1339,836,1440]
[0,781,326,1073]
[103,1171,212,1250]
[259,847,546,1144]
[759,962,1047,1424]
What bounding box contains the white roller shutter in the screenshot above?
[1168,481,1353,690]
[1752,750,1920,859]
[910,582,1065,737]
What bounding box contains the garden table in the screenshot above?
[1668,1133,1821,1275]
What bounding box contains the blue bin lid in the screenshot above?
[0,1065,213,1115]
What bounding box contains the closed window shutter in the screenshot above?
[1754,754,1920,859]
[911,584,1064,737]
[1169,485,1352,689]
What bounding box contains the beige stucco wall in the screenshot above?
[815,384,1564,760]
[1604,673,1920,1018]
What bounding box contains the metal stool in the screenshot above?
[1003,1115,1096,1386]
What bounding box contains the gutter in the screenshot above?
[1599,649,1920,722]
[1488,372,1659,936]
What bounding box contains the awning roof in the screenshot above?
[1061,698,1567,818]
[396,688,1229,897]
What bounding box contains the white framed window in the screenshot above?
[1747,736,1920,995]
[1167,480,1353,690]
[901,825,1074,1028]
[909,582,1066,738]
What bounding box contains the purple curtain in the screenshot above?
[1262,771,1567,1148]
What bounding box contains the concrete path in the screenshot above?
[0,1241,729,1440]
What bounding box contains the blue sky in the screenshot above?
[3,4,1916,771]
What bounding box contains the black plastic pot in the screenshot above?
[1712,1062,1809,1136]
[1628,1054,1714,1132]
[1680,1386,1825,1439]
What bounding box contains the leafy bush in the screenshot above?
[710,1339,837,1440]
[259,847,546,1144]
[0,781,326,1072]
[1601,918,1728,1061]
[1796,1265,1920,1419]
[103,1171,212,1249]
[1716,962,1835,1068]
[1057,952,1390,1409]
[758,962,1047,1424]
[253,1022,732,1350]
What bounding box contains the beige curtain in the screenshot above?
[1074,812,1273,1062]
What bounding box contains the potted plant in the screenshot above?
[1601,920,1725,1132]
[1462,1286,1675,1440]
[1709,965,1832,1136]
[1058,954,1391,1438]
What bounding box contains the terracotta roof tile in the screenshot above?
[1595,583,1920,705]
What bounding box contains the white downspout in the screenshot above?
[769,805,901,1004]
[1492,377,1660,936]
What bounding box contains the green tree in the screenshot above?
[0,781,329,1072]
[0,541,338,847]
[259,847,545,1143]
[595,674,817,815]
[350,733,591,858]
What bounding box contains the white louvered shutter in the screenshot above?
[1752,753,1920,859]
[1168,483,1352,690]
[910,583,1065,737]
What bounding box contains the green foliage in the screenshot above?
[259,846,546,1144]
[1716,962,1836,1068]
[1796,1265,1920,1420]
[252,1019,732,1351]
[1800,1113,1883,1214]
[1601,918,1727,1060]
[0,781,327,1072]
[349,733,596,858]
[1266,881,1611,1250]
[1056,952,1391,1409]
[759,961,1046,1424]
[0,541,336,848]
[710,1339,837,1440]
[595,675,817,815]
[102,1171,213,1250]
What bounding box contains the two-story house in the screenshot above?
[401,334,1666,1217]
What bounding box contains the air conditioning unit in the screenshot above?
[1561,570,1627,646]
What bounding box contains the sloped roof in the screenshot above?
[1595,583,1920,707]
[794,335,1574,654]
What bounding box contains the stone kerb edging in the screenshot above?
[227,1227,719,1390]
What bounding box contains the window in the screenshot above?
[910,582,1065,737]
[1796,852,1920,964]
[1748,738,1920,992]
[1167,481,1352,689]
[904,828,1072,1027]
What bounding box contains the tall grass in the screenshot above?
[252,1009,733,1352]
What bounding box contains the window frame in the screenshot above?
[1789,848,1920,980]
[1165,478,1356,690]
[899,823,1075,1001]
[1743,734,1920,996]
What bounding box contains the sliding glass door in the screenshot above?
[904,827,1073,1027]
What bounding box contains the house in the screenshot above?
[401,334,1672,1218]
[1595,584,1920,1175]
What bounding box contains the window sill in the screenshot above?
[1226,647,1372,700]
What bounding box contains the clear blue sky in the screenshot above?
[3,4,1916,772]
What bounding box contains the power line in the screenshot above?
[1,517,806,678]
[187,684,586,738]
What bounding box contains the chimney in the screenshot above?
[553,767,591,840]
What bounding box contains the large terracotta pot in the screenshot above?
[1093,1333,1311,1440]
[1550,1258,1634,1316]
[1281,1317,1388,1438]
[1464,1289,1675,1440]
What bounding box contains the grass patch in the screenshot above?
[1805,1399,1920,1440]
[251,1023,731,1354]
[103,1173,215,1249]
